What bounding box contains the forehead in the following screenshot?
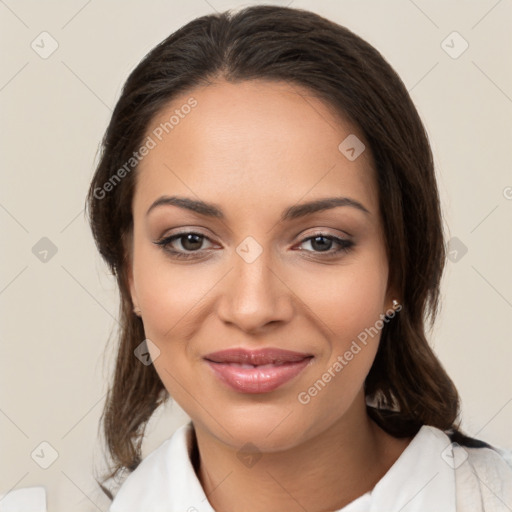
[134,79,378,221]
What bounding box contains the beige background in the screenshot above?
[1,0,511,510]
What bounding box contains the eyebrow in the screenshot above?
[146,195,371,221]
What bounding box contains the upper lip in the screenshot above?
[204,348,313,365]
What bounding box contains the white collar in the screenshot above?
[341,425,456,511]
[110,423,457,512]
[111,422,215,512]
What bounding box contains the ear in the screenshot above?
[126,262,140,313]
[384,284,400,313]
[123,231,140,315]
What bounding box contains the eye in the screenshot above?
[154,231,354,261]
[154,231,215,259]
[297,234,354,256]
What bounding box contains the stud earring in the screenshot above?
[384,299,401,321]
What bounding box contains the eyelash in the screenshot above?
[154,231,354,260]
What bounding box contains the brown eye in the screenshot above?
[309,235,333,252]
[297,234,354,256]
[179,233,204,251]
[154,231,215,259]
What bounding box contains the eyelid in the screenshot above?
[311,227,349,236]
[155,226,218,242]
[294,227,352,241]
[154,229,218,247]
[155,227,351,246]
[294,233,353,253]
[154,228,355,264]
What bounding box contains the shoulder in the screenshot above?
[450,435,512,510]
[462,443,512,481]
[450,431,512,479]
[409,426,512,506]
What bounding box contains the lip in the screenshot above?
[204,348,313,394]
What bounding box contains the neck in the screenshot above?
[193,396,410,512]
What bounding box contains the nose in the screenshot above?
[216,245,295,334]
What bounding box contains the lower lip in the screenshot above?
[206,358,312,393]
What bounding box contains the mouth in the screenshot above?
[204,348,314,394]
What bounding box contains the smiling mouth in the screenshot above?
[204,348,313,394]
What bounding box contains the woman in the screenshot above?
[86,5,512,511]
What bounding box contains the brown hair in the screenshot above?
[87,5,467,495]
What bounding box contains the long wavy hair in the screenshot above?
[86,4,475,497]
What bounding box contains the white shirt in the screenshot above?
[110,422,512,512]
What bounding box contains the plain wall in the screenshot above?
[1,1,511,510]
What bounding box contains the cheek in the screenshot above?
[290,249,387,413]
[132,242,212,338]
[131,249,207,403]
[294,253,388,345]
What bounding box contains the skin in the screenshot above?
[127,79,411,512]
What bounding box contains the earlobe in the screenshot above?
[384,286,402,315]
[386,297,402,315]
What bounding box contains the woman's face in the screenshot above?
[128,79,393,451]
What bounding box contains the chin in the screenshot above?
[194,401,313,452]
